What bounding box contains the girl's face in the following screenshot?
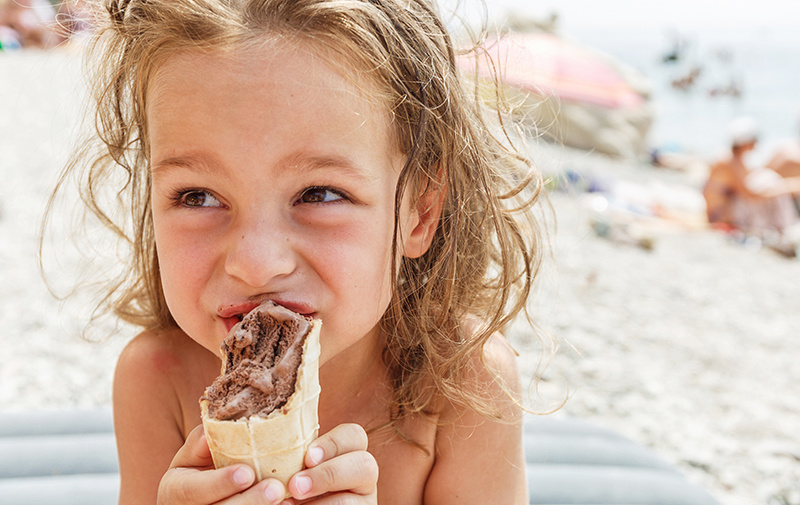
[147,43,431,366]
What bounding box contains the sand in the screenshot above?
[515,146,800,505]
[2,49,798,505]
[1,49,130,411]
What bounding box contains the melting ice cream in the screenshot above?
[202,301,312,421]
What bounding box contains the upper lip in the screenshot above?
[218,302,261,320]
[218,298,315,319]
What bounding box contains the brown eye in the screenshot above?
[182,190,222,208]
[297,187,346,204]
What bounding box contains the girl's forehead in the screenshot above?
[150,38,384,103]
[145,40,409,175]
[147,39,404,150]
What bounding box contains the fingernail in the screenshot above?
[308,445,324,465]
[295,475,312,496]
[264,481,283,503]
[232,467,253,486]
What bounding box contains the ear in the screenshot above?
[403,177,446,259]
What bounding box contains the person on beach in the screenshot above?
[702,117,799,241]
[46,0,544,503]
[0,0,61,49]
[766,118,800,180]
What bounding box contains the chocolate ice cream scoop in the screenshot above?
[202,301,312,420]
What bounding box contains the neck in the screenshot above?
[318,328,390,431]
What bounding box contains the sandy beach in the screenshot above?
[2,49,798,505]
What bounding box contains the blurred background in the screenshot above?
[1,1,799,505]
[446,0,800,163]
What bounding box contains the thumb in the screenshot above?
[171,424,214,470]
[158,425,258,504]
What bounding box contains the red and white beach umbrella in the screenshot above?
[459,31,645,109]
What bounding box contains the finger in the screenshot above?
[170,425,213,470]
[304,423,369,468]
[159,464,257,504]
[238,478,287,505]
[291,493,373,505]
[160,426,260,504]
[289,450,378,500]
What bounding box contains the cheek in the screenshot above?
[308,219,394,297]
[338,217,394,267]
[346,231,396,308]
[155,240,185,315]
[155,236,221,351]
[162,247,210,291]
[153,222,208,313]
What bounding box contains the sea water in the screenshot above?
[441,0,800,164]
[573,24,800,164]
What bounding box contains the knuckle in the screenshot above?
[326,433,343,458]
[353,451,379,492]
[335,423,367,451]
[323,423,368,458]
[352,450,375,468]
[362,452,379,481]
[175,482,197,504]
[319,461,339,488]
[158,471,191,504]
[349,423,369,449]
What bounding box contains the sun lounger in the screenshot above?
[0,408,720,504]
[525,416,721,504]
[0,408,118,505]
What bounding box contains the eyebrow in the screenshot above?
[151,152,374,180]
[150,153,219,177]
[283,153,374,180]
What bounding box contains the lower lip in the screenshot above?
[222,317,240,333]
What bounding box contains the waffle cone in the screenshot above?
[200,318,321,486]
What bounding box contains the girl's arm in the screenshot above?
[423,334,528,505]
[114,329,257,504]
[113,330,191,504]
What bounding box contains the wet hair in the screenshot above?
[46,0,545,425]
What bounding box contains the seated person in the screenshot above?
[0,0,61,49]
[766,123,800,179]
[703,117,799,236]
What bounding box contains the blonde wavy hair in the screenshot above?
[47,0,545,424]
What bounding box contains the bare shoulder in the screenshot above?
[461,317,523,395]
[708,157,730,176]
[484,330,522,382]
[115,327,180,383]
[114,328,180,409]
[113,327,219,504]
[115,327,220,432]
[423,324,527,505]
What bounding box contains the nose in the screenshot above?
[224,214,296,288]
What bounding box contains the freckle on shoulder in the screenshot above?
[117,326,201,376]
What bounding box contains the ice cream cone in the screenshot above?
[200,316,321,486]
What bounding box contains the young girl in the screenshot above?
[56,0,545,503]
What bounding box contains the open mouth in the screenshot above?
[220,300,315,334]
[222,314,245,333]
